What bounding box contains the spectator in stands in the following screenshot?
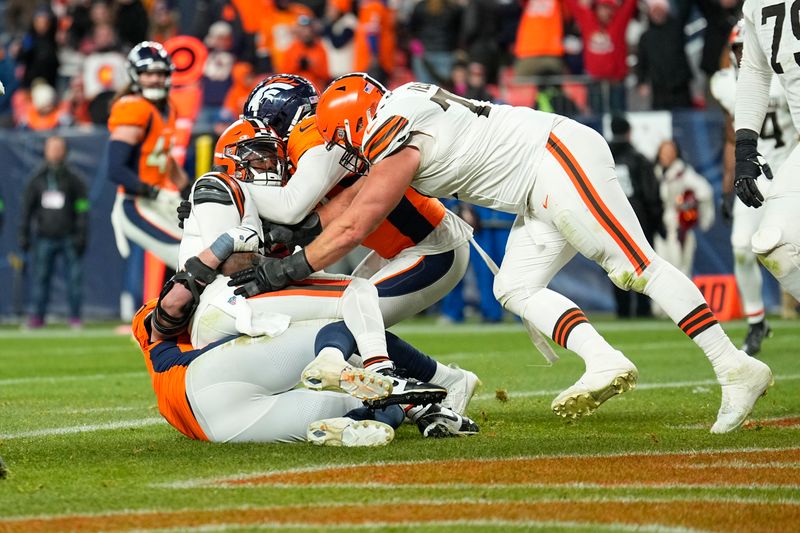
[5,0,38,39]
[608,115,663,318]
[0,39,19,126]
[654,139,715,278]
[461,0,502,85]
[201,21,237,126]
[17,7,59,89]
[408,0,464,85]
[636,0,693,110]
[283,16,330,91]
[675,0,739,77]
[323,0,357,78]
[535,81,580,116]
[566,0,637,113]
[353,0,395,84]
[513,0,564,77]
[149,0,180,43]
[64,0,95,51]
[20,82,70,130]
[63,75,93,126]
[19,136,88,329]
[81,23,127,124]
[258,0,315,73]
[114,0,150,49]
[221,61,258,123]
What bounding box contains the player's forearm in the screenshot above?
[316,180,363,226]
[304,217,369,270]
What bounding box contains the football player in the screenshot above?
[710,19,793,355]
[734,0,800,303]
[106,41,188,269]
[230,73,773,433]
[236,74,474,328]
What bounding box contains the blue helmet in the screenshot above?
[242,74,319,140]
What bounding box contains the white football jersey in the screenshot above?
[362,82,558,214]
[711,66,797,169]
[738,0,800,134]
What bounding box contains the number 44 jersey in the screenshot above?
[361,82,559,214]
[711,66,797,170]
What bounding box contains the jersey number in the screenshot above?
[762,0,800,74]
[430,87,491,117]
[146,136,169,173]
[761,110,786,148]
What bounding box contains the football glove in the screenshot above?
[228,250,314,297]
[734,129,772,208]
[263,212,322,249]
[177,199,191,228]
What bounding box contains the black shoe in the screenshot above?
[365,371,447,408]
[408,403,480,438]
[741,320,772,356]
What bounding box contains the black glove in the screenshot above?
[720,192,735,225]
[734,129,772,208]
[263,212,322,249]
[180,182,193,200]
[228,250,315,297]
[177,200,191,229]
[137,184,161,200]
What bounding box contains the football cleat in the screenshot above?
[439,365,482,415]
[711,356,773,434]
[365,371,447,409]
[408,404,480,438]
[307,417,394,447]
[741,320,771,356]
[301,350,393,401]
[551,360,638,419]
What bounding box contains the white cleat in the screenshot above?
[710,356,773,434]
[551,362,639,419]
[307,417,394,447]
[439,365,482,415]
[301,350,393,401]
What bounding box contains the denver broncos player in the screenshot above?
[179,118,483,424]
[232,73,774,434]
[239,74,475,329]
[710,19,795,355]
[106,41,188,269]
[135,236,400,445]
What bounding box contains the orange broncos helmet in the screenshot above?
[316,73,387,174]
[214,117,288,186]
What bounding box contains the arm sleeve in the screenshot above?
[106,139,148,194]
[735,14,774,134]
[248,145,350,224]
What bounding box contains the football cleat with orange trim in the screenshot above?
[301,349,394,401]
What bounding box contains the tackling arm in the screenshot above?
[304,147,420,270]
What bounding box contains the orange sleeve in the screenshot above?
[108,95,152,132]
[287,115,325,164]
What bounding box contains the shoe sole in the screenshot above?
[551,369,639,419]
[307,418,394,447]
[301,353,393,401]
[366,388,448,409]
[423,422,480,438]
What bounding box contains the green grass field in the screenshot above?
[1,318,798,532]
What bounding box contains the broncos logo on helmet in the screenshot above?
[243,74,319,140]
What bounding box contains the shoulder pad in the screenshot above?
[362,114,412,166]
[193,172,245,218]
[108,95,152,131]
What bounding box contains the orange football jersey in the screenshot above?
[288,115,445,259]
[132,300,209,441]
[108,95,177,188]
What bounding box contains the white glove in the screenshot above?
[210,224,262,261]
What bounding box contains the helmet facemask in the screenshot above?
[226,136,288,187]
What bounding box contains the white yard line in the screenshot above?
[0,417,165,439]
[0,371,144,386]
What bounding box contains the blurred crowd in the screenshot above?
[0,0,742,131]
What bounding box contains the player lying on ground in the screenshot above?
[136,234,479,445]
[230,73,773,433]
[178,117,480,413]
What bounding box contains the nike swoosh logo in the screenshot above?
[543,195,549,209]
[299,124,312,133]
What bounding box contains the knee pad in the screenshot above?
[752,227,800,277]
